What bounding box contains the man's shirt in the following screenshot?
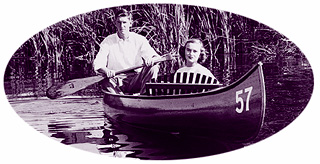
[93,32,159,72]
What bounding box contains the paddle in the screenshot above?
[46,55,175,99]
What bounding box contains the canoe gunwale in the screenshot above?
[102,62,264,100]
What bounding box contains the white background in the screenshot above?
[0,0,319,164]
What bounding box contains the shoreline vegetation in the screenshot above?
[4,4,308,98]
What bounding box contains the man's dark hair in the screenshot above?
[115,9,132,20]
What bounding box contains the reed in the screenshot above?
[6,3,305,97]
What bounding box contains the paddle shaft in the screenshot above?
[46,56,171,99]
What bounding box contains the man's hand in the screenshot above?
[144,58,155,67]
[97,67,115,78]
[144,56,161,67]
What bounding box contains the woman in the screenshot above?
[176,39,216,79]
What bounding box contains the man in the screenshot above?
[93,9,161,95]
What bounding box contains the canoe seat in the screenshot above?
[145,72,222,96]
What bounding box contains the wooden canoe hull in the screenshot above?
[103,62,266,142]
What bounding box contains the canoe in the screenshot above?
[103,62,266,142]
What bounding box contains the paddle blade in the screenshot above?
[46,76,105,99]
[46,82,67,99]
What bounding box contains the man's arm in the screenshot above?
[144,54,161,66]
[93,42,115,78]
[139,37,161,66]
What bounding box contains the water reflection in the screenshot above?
[101,122,244,160]
[46,117,244,160]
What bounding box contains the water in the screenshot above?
[5,56,313,159]
[9,97,244,159]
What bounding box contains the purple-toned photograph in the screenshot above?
[2,2,314,161]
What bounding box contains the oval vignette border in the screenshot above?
[0,0,319,164]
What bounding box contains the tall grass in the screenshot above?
[5,3,305,97]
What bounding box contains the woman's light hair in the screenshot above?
[185,38,206,54]
[179,38,207,63]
